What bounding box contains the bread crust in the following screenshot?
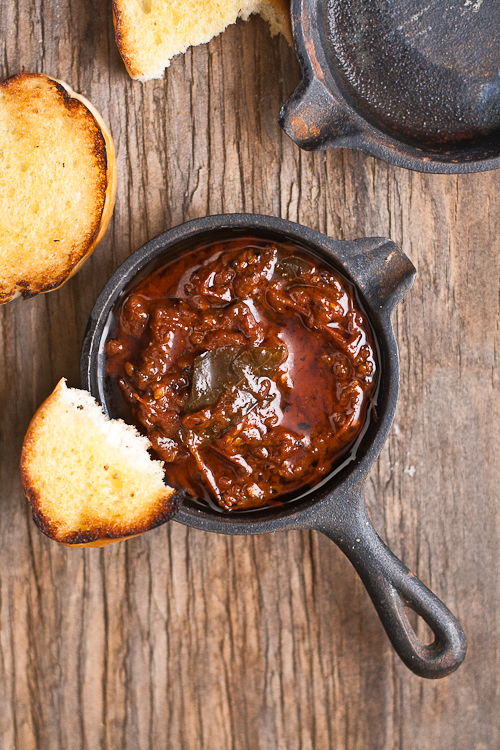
[0,73,117,303]
[52,77,118,282]
[21,379,180,547]
[112,1,140,80]
[60,535,142,548]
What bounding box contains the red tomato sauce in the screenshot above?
[105,236,377,511]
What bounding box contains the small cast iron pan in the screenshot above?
[81,214,467,678]
[279,0,500,173]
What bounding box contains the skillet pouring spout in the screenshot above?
[301,485,467,679]
[328,236,416,315]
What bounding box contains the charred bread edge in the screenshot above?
[26,489,183,547]
[112,2,140,80]
[35,490,185,547]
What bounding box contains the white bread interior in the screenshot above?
[112,0,292,81]
[21,379,177,547]
[0,73,117,304]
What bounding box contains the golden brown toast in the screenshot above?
[112,0,292,81]
[0,73,117,304]
[21,379,178,547]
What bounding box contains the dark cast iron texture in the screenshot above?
[81,214,467,678]
[279,0,500,173]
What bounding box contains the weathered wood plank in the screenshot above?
[1,1,499,749]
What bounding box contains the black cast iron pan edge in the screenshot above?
[81,214,466,679]
[279,0,500,174]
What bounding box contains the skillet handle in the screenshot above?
[311,488,467,678]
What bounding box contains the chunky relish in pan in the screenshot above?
[105,236,377,511]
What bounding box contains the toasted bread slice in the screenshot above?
[21,379,178,547]
[112,0,292,81]
[0,73,117,304]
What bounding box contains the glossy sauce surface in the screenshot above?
[105,237,377,511]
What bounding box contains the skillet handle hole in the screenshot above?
[404,603,435,647]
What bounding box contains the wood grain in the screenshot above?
[1,2,499,749]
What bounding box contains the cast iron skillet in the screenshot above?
[81,214,467,678]
[279,0,500,173]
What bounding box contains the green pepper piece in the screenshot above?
[183,345,285,450]
[185,345,284,413]
[276,255,310,280]
[185,346,242,412]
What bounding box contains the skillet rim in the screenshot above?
[81,213,406,535]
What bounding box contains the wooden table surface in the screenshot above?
[1,2,499,749]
